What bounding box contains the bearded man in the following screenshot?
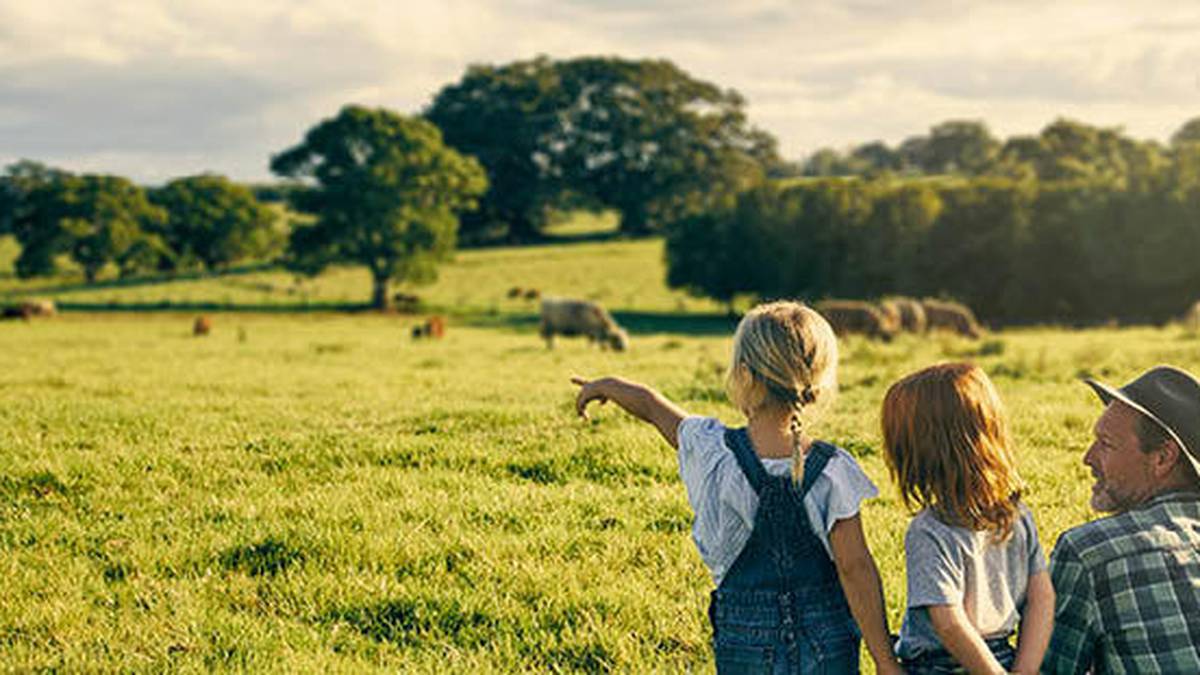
[1042,366,1200,673]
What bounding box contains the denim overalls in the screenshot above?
[708,428,861,674]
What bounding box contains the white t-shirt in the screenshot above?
[676,415,879,587]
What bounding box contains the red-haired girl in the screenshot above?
[883,363,1054,674]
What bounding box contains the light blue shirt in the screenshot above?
[676,416,879,587]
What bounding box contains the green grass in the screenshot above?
[2,232,1195,671]
[0,235,724,318]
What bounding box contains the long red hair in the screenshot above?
[882,363,1023,538]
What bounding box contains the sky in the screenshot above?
[2,0,1199,183]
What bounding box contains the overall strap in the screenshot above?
[724,429,838,497]
[723,427,769,495]
[798,441,836,498]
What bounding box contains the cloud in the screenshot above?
[1,0,1198,180]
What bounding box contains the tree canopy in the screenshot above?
[271,105,487,309]
[0,160,65,238]
[1171,117,1200,147]
[150,174,281,271]
[10,171,167,281]
[427,55,778,240]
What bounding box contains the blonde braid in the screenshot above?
[789,400,806,485]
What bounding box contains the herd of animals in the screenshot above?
[13,293,1200,350]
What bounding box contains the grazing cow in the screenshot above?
[411,316,446,340]
[392,293,421,313]
[8,299,56,318]
[816,300,897,342]
[523,288,540,301]
[875,300,903,335]
[1184,301,1200,330]
[539,298,629,351]
[426,315,445,338]
[1,305,33,321]
[889,296,928,333]
[193,316,212,336]
[507,287,523,299]
[922,299,983,339]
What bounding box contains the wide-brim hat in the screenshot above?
[1085,365,1200,481]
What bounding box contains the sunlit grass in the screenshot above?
[2,223,1194,670]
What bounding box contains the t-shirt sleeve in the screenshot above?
[676,416,726,505]
[1023,505,1048,576]
[803,448,879,557]
[905,516,965,607]
[676,416,756,577]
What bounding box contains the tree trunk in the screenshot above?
[371,274,392,310]
[618,203,652,236]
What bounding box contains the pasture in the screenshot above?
[2,233,1197,671]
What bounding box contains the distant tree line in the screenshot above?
[666,118,1200,324]
[0,106,485,310]
[4,51,1200,319]
[0,55,772,307]
[794,117,1199,182]
[0,162,283,282]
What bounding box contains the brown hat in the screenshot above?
[1085,366,1200,480]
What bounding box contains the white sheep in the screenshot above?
[539,298,629,351]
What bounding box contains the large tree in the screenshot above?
[911,120,1001,175]
[271,105,487,309]
[60,175,168,282]
[427,56,777,239]
[150,174,280,271]
[554,57,775,234]
[11,172,167,281]
[1171,117,1200,147]
[0,160,65,238]
[425,56,567,242]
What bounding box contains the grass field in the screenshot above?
[2,232,1197,671]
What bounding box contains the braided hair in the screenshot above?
[728,302,838,485]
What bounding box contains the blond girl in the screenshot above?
[883,363,1054,674]
[573,301,900,674]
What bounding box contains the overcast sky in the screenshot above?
[2,0,1199,183]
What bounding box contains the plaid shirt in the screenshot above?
[1042,490,1200,674]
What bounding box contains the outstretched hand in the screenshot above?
[568,375,686,448]
[571,376,611,420]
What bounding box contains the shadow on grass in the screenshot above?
[459,229,632,250]
[53,300,371,313]
[0,262,279,298]
[614,311,738,336]
[459,310,736,336]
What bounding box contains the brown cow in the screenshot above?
[1183,300,1200,331]
[889,296,928,333]
[411,316,446,340]
[193,316,212,336]
[1,305,33,321]
[875,300,903,336]
[392,292,421,313]
[5,299,56,318]
[523,288,541,301]
[816,300,897,342]
[507,287,523,299]
[426,315,445,338]
[922,299,982,339]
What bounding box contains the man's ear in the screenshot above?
[1152,438,1183,478]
